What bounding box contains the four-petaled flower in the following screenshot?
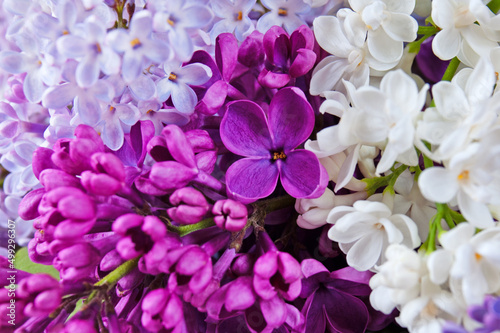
[220,87,328,203]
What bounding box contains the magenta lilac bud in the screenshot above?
[17,274,62,317]
[213,199,248,232]
[53,242,100,281]
[141,288,184,332]
[167,187,209,225]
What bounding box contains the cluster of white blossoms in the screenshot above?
[296,0,500,331]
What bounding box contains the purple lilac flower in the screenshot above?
[467,295,500,333]
[300,258,395,332]
[258,25,317,88]
[220,87,328,203]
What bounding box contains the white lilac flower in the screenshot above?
[210,0,256,41]
[428,223,500,306]
[327,199,421,271]
[338,0,418,67]
[257,0,311,34]
[295,187,366,229]
[369,243,427,314]
[152,0,213,61]
[416,57,498,162]
[156,62,212,114]
[340,69,428,175]
[418,128,500,229]
[107,10,170,83]
[396,276,462,333]
[431,0,499,65]
[57,19,120,88]
[310,15,370,96]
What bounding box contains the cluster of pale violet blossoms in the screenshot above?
[1,0,500,332]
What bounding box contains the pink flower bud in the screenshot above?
[167,187,209,224]
[212,199,247,232]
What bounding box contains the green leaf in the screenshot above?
[14,247,60,280]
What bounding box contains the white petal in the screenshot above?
[367,28,403,64]
[432,28,461,61]
[432,81,470,119]
[309,57,349,96]
[313,16,353,57]
[346,233,383,271]
[457,190,494,229]
[382,13,417,42]
[418,167,458,203]
[427,249,453,285]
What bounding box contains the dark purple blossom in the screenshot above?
[220,87,328,203]
[299,258,393,333]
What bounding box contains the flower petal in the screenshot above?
[279,150,327,199]
[220,100,273,157]
[225,158,279,204]
[267,87,314,151]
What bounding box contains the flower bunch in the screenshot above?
[2,0,500,332]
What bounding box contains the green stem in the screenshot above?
[84,257,140,305]
[488,0,500,14]
[384,164,408,195]
[441,57,460,82]
[260,195,296,213]
[170,217,215,237]
[417,26,440,35]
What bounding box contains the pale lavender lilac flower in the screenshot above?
[257,0,311,34]
[210,0,257,41]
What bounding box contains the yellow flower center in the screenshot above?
[273,151,287,160]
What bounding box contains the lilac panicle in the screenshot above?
[220,87,328,203]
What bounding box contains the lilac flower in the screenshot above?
[156,61,212,114]
[258,25,317,88]
[56,19,120,87]
[168,187,210,225]
[257,0,311,34]
[107,10,170,82]
[41,60,114,126]
[98,100,142,150]
[140,125,224,195]
[300,259,394,332]
[192,34,246,116]
[210,0,256,41]
[152,0,214,61]
[213,199,248,232]
[220,87,328,203]
[467,295,500,333]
